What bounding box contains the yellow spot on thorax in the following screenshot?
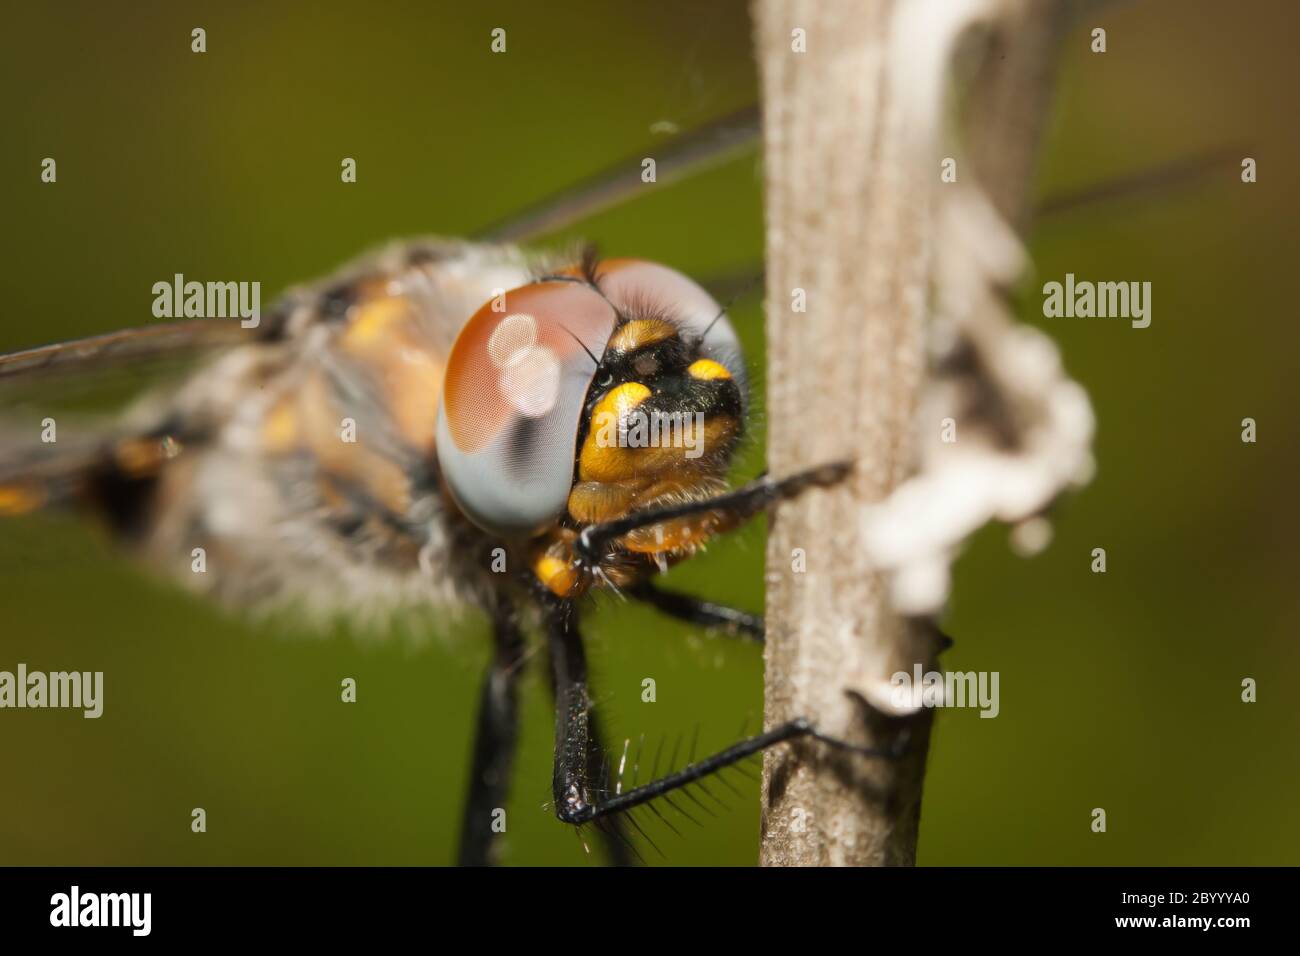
[341,295,408,348]
[338,294,445,451]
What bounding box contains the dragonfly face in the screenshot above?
[438,256,749,598]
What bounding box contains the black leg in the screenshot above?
[546,599,601,827]
[541,598,636,865]
[628,581,764,641]
[575,461,850,566]
[544,596,902,828]
[456,605,526,867]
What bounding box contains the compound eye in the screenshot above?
[436,281,617,538]
[595,258,748,397]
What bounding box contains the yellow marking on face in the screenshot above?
[578,382,651,482]
[0,483,46,516]
[634,474,713,503]
[567,479,643,524]
[607,318,677,353]
[602,413,738,477]
[593,382,651,421]
[688,359,731,381]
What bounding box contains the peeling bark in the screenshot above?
[755,0,1069,867]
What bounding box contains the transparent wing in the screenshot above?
[693,145,1247,297]
[1034,145,1245,220]
[0,319,266,417]
[0,318,256,380]
[475,106,761,244]
[0,318,266,521]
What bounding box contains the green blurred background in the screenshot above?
[0,0,1296,865]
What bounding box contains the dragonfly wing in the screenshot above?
[475,106,760,244]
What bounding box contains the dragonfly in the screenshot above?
[0,105,1235,865]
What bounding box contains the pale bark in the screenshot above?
[755,0,1067,867]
